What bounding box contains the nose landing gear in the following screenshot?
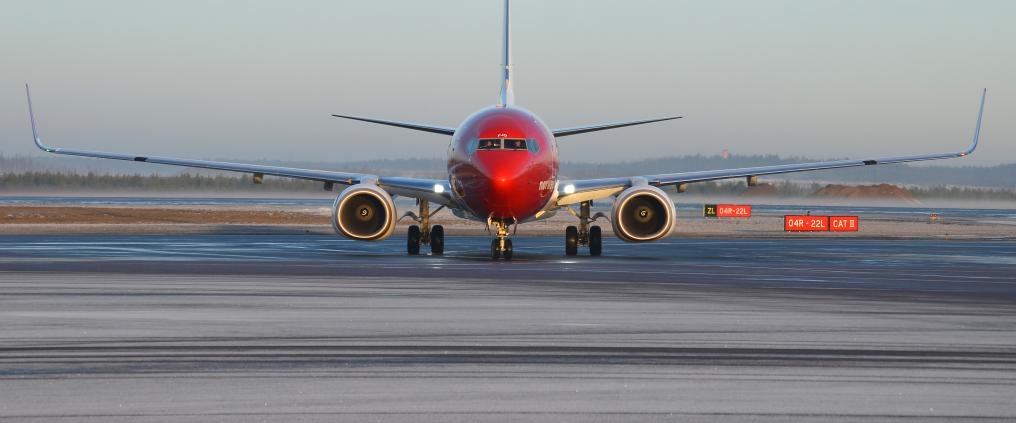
[404,199,445,256]
[565,201,605,257]
[488,218,514,260]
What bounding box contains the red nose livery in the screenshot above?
[449,107,557,222]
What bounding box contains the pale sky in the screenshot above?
[1,0,1013,166]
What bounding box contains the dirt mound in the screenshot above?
[739,183,779,197]
[811,184,920,204]
[0,206,329,225]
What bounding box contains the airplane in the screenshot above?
[26,0,986,260]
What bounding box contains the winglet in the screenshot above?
[25,84,56,153]
[962,88,987,156]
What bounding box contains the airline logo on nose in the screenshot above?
[538,179,555,197]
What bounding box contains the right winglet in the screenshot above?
[962,88,987,156]
[25,84,56,153]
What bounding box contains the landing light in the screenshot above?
[433,184,445,194]
[563,184,576,195]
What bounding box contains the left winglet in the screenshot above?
[25,84,56,153]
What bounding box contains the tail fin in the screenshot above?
[498,0,513,107]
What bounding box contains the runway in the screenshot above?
[1,234,1015,421]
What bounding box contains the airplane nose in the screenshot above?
[470,152,537,217]
[472,152,530,184]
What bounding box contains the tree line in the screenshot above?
[2,171,1014,201]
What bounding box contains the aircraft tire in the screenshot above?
[565,226,578,256]
[430,225,445,255]
[503,238,513,260]
[490,239,501,259]
[589,225,602,256]
[407,225,421,255]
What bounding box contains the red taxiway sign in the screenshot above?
[784,215,860,232]
[704,204,752,218]
[829,216,860,232]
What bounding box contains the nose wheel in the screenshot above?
[490,238,513,260]
[488,219,514,260]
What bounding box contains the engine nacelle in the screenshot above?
[610,185,676,242]
[332,184,397,241]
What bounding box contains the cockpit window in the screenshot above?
[478,138,502,150]
[527,139,540,154]
[504,139,526,150]
[477,138,528,151]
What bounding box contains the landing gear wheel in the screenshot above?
[565,226,578,256]
[503,239,513,260]
[407,225,421,255]
[490,239,501,259]
[430,225,445,255]
[589,225,602,256]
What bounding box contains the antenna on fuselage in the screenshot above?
[497,0,514,108]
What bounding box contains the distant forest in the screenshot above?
[684,180,1016,202]
[2,153,1014,198]
[3,171,1014,202]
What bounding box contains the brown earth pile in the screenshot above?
[739,183,779,197]
[0,206,329,225]
[810,184,920,204]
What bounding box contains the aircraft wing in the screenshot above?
[556,89,986,206]
[25,85,455,207]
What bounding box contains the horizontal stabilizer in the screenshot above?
[331,114,456,136]
[552,116,682,138]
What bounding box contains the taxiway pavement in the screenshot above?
[1,234,1014,422]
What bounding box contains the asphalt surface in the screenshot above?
[1,234,1015,422]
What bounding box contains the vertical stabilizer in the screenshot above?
[498,0,514,107]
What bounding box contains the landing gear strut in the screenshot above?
[488,218,514,260]
[405,199,445,255]
[565,201,604,256]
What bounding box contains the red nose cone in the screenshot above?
[447,106,559,222]
[473,151,530,184]
[472,151,541,219]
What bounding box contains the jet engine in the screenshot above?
[610,185,676,242]
[332,184,397,241]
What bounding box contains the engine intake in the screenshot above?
[611,185,676,242]
[332,184,397,241]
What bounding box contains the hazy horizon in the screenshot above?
[2,0,1013,167]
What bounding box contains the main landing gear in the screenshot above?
[405,199,445,255]
[565,201,605,257]
[488,218,514,260]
